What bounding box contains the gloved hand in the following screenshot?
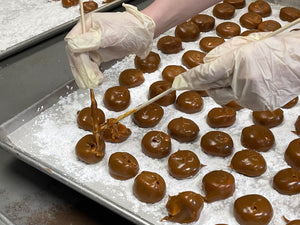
[172,31,300,111]
[65,3,155,89]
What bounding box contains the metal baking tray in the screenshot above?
[0,0,130,61]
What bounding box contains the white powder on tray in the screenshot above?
[7,1,300,224]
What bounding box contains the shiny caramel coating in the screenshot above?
[234,194,273,225]
[272,168,300,195]
[284,138,300,170]
[199,36,225,52]
[252,108,284,128]
[83,1,98,13]
[241,124,275,152]
[119,69,144,88]
[108,152,139,180]
[280,7,300,22]
[133,171,166,203]
[230,149,267,177]
[191,14,215,32]
[200,131,233,157]
[149,80,176,106]
[248,0,272,17]
[175,21,200,42]
[103,86,130,112]
[103,119,131,143]
[77,107,105,132]
[202,170,235,203]
[162,191,204,223]
[75,134,105,164]
[141,131,171,159]
[133,103,164,128]
[240,12,263,29]
[168,117,200,142]
[224,0,246,9]
[62,0,79,7]
[213,3,235,19]
[157,35,183,54]
[168,150,202,179]
[258,20,282,32]
[182,50,206,69]
[207,107,236,128]
[281,96,298,109]
[223,100,243,111]
[175,91,203,114]
[162,65,186,83]
[293,116,300,135]
[240,29,259,36]
[134,51,161,73]
[216,22,241,39]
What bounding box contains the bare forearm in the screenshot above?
[142,0,222,37]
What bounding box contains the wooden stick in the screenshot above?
[79,0,86,33]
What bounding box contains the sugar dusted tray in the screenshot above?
[1,0,300,224]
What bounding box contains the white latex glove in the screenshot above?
[65,3,155,89]
[172,31,300,111]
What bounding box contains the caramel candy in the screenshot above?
[133,103,164,128]
[241,124,274,152]
[157,35,183,54]
[191,14,215,32]
[168,150,203,179]
[168,117,199,142]
[62,0,79,8]
[216,22,241,39]
[230,149,267,177]
[162,191,204,223]
[252,108,284,128]
[283,216,300,225]
[284,138,300,170]
[240,29,259,36]
[141,131,171,159]
[77,107,105,132]
[201,131,233,157]
[199,36,225,52]
[223,100,243,111]
[234,194,273,225]
[202,170,235,203]
[248,0,272,17]
[182,50,206,69]
[196,90,209,97]
[272,168,300,195]
[133,171,166,203]
[75,134,105,164]
[175,91,203,114]
[207,107,236,128]
[175,21,200,42]
[240,12,262,29]
[213,3,235,20]
[103,119,131,143]
[103,86,130,112]
[119,69,144,88]
[281,96,298,109]
[223,0,246,9]
[258,20,282,32]
[293,116,300,135]
[148,80,176,106]
[162,65,186,83]
[134,51,160,73]
[280,7,300,22]
[108,152,139,180]
[83,1,98,13]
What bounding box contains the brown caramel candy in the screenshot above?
[230,149,267,177]
[248,0,272,17]
[273,168,300,195]
[182,50,206,69]
[175,21,200,42]
[133,103,164,128]
[119,69,144,88]
[62,0,79,7]
[103,86,130,112]
[196,90,209,97]
[103,119,131,143]
[199,36,225,52]
[201,131,233,157]
[280,7,300,22]
[224,0,246,9]
[216,22,241,39]
[175,91,203,114]
[77,107,105,132]
[162,65,186,83]
[252,108,284,128]
[282,96,298,109]
[168,150,202,179]
[149,80,176,106]
[108,152,139,180]
[258,20,282,32]
[213,3,235,20]
[240,12,263,29]
[162,191,204,223]
[240,29,259,36]
[283,217,300,225]
[134,51,160,73]
[75,134,105,164]
[284,138,300,170]
[168,117,199,142]
[207,107,236,128]
[241,124,275,152]
[223,100,243,111]
[141,131,171,159]
[133,171,166,203]
[202,170,235,203]
[293,116,300,135]
[157,35,183,54]
[83,1,98,13]
[191,14,215,32]
[234,194,273,225]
